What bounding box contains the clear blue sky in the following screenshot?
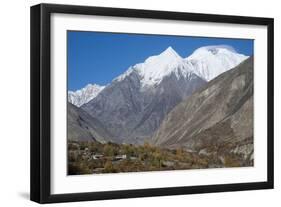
[68,31,253,91]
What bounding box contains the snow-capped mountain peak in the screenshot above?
[115,46,195,87]
[191,45,236,56]
[70,45,248,108]
[186,45,248,81]
[137,47,185,86]
[158,46,181,59]
[68,84,105,107]
[142,46,182,67]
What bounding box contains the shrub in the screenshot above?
[224,156,242,167]
[68,163,91,175]
[103,161,116,173]
[103,144,116,156]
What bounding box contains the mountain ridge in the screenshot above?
[70,45,248,107]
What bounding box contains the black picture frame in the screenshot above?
[30,3,274,204]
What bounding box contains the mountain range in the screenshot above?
[67,45,250,147]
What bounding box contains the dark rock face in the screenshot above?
[67,102,112,143]
[82,69,206,144]
[152,57,253,161]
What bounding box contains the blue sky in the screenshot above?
[68,31,253,91]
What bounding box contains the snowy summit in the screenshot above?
[186,45,248,81]
[115,45,248,86]
[115,46,195,87]
[68,84,105,107]
[68,45,248,107]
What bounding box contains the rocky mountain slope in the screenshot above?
[152,57,253,163]
[67,102,112,143]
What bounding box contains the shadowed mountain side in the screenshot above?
[67,102,112,143]
[152,57,253,161]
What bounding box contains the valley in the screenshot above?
[68,140,251,175]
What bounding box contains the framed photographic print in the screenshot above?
[30,3,274,203]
